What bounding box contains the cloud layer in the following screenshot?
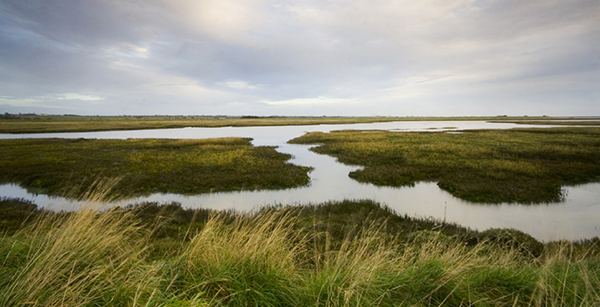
[1,0,598,116]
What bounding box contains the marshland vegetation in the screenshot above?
[0,114,407,134]
[489,119,600,126]
[0,114,582,134]
[289,127,600,203]
[1,198,599,306]
[0,138,311,199]
[1,120,600,305]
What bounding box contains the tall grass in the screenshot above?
[1,198,599,306]
[0,207,147,305]
[178,211,305,306]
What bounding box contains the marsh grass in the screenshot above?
[0,115,564,134]
[0,137,311,199]
[0,207,147,306]
[1,197,599,306]
[178,210,306,306]
[289,127,600,203]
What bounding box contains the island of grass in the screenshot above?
[0,138,311,199]
[289,127,600,203]
[1,198,599,306]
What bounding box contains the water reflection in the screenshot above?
[0,121,598,242]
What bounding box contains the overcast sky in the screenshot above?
[0,0,598,116]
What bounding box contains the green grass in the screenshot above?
[1,198,599,306]
[288,127,600,203]
[0,138,311,199]
[0,114,576,134]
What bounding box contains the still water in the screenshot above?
[1,121,599,242]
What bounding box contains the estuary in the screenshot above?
[1,120,598,241]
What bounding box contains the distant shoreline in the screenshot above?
[2,114,600,134]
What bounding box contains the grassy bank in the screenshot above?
[0,138,311,199]
[1,198,598,306]
[0,114,568,134]
[289,127,600,203]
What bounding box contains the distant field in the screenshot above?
[289,127,600,203]
[0,115,404,133]
[0,138,311,199]
[0,114,579,133]
[491,120,600,126]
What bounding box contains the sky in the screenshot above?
[0,0,598,116]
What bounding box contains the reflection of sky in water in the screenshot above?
[1,121,599,242]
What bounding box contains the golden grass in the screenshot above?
[1,208,143,305]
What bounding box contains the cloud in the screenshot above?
[155,0,266,45]
[0,0,598,116]
[59,93,104,101]
[263,96,358,106]
[218,81,261,90]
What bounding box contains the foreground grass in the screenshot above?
[0,138,311,199]
[289,127,600,203]
[1,198,599,306]
[0,114,570,134]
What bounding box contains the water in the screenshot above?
[1,121,599,242]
